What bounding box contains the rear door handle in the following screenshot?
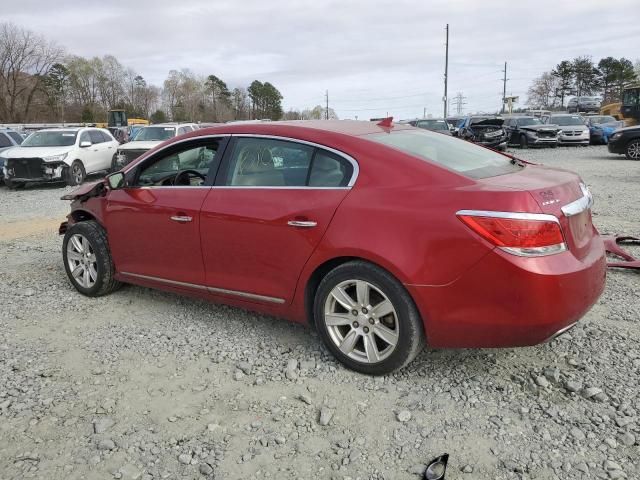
[170,215,193,223]
[287,220,317,228]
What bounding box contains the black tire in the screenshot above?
[62,220,121,297]
[625,139,640,160]
[519,134,528,149]
[314,261,425,375]
[66,160,86,186]
[4,178,25,189]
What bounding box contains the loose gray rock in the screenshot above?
[461,464,474,473]
[178,453,192,465]
[397,410,411,422]
[618,432,635,447]
[319,407,334,426]
[199,463,214,475]
[97,439,116,451]
[93,417,115,434]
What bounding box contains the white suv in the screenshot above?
[1,127,119,188]
[113,123,199,170]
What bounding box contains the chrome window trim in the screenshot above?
[561,183,593,217]
[120,272,285,304]
[122,134,230,175]
[229,133,360,187]
[456,210,560,224]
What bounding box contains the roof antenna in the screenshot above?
[377,117,393,128]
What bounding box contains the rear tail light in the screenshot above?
[457,210,567,257]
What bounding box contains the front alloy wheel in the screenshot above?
[314,261,425,375]
[626,139,640,160]
[66,233,98,289]
[62,220,121,296]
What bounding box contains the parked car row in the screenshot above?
[0,122,201,188]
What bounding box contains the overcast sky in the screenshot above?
[4,0,640,119]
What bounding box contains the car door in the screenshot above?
[104,136,228,286]
[200,136,356,305]
[85,129,109,173]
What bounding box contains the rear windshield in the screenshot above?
[367,129,522,179]
[22,131,77,147]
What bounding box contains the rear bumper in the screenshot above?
[409,236,606,348]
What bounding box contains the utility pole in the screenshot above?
[325,90,329,120]
[443,24,449,118]
[501,61,508,114]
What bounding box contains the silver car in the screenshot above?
[545,114,590,146]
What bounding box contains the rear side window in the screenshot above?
[7,131,23,144]
[0,133,11,147]
[367,129,521,179]
[225,138,314,187]
[309,150,353,187]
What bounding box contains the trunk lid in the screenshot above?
[481,165,596,260]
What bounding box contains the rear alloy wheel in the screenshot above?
[66,160,86,186]
[314,261,425,374]
[62,221,121,296]
[626,139,640,160]
[519,134,529,149]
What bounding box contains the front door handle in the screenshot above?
[287,220,317,228]
[170,215,193,223]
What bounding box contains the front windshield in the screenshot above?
[22,131,77,147]
[550,116,585,126]
[589,116,617,125]
[517,118,542,126]
[622,89,638,106]
[416,120,449,131]
[133,126,176,141]
[367,129,521,179]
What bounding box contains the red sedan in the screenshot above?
[59,120,606,374]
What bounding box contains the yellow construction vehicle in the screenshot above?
[95,109,149,128]
[599,85,640,127]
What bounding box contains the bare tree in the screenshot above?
[526,72,561,109]
[0,22,63,122]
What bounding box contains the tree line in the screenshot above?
[527,56,640,109]
[0,22,285,124]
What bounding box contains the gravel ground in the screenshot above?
[0,145,639,480]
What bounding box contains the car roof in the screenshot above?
[33,127,83,132]
[192,120,415,138]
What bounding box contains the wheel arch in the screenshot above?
[68,208,106,230]
[302,254,421,331]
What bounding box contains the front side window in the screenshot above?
[137,141,221,187]
[367,129,522,179]
[79,131,91,144]
[22,131,77,147]
[0,133,11,147]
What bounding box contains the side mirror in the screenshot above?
[106,171,125,190]
[80,141,92,148]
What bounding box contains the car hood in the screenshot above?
[470,118,504,126]
[0,145,73,158]
[611,125,640,133]
[520,124,560,132]
[118,141,163,151]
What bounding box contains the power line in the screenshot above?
[451,92,467,115]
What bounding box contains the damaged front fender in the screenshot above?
[60,181,106,202]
